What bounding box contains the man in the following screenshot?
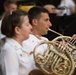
[4,0,17,13]
[43,4,57,14]
[58,0,75,16]
[0,1,17,39]
[23,6,75,74]
[23,6,52,69]
[1,0,17,19]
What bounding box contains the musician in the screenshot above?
[43,4,57,14]
[23,6,52,68]
[0,10,36,75]
[0,1,18,39]
[4,0,17,13]
[22,6,76,75]
[57,0,75,16]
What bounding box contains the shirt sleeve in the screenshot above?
[69,0,75,7]
[1,47,19,75]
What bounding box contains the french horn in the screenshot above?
[33,28,76,75]
[48,28,76,61]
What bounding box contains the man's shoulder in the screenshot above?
[41,36,48,41]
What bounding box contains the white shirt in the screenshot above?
[58,0,75,16]
[23,34,49,69]
[0,38,35,75]
[0,20,5,39]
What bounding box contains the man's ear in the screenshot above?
[32,19,38,26]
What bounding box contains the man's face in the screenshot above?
[5,3,17,12]
[36,13,52,35]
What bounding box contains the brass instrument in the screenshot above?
[48,28,76,48]
[33,28,76,75]
[48,28,76,61]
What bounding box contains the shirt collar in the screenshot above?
[28,34,48,42]
[6,38,23,50]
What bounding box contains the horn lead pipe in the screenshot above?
[48,28,63,36]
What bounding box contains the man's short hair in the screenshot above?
[4,0,17,7]
[28,6,49,24]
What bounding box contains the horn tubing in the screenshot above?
[48,28,63,36]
